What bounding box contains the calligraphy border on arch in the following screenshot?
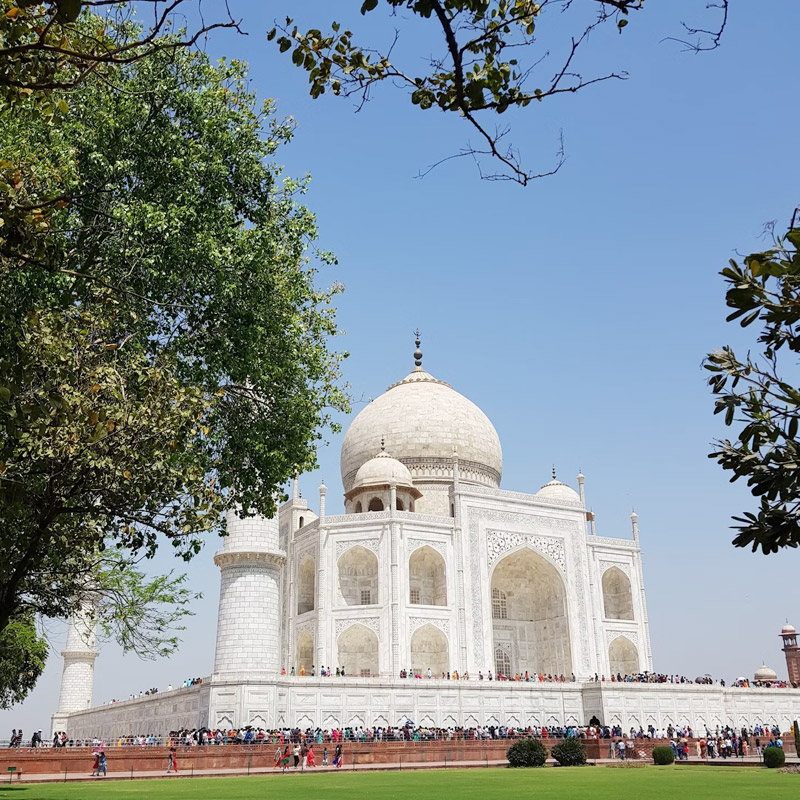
[467,508,588,670]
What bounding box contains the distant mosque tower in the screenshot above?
[781,622,800,686]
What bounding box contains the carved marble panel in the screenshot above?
[486,529,566,572]
[335,538,381,560]
[335,617,380,638]
[598,560,632,578]
[407,537,447,558]
[408,616,450,638]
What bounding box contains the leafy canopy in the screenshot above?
[268,1,727,185]
[0,11,347,672]
[706,213,800,553]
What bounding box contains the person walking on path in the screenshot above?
[306,744,316,767]
[292,743,300,768]
[323,745,329,766]
[97,751,107,777]
[334,743,343,768]
[279,746,291,772]
[167,746,178,773]
[90,751,100,776]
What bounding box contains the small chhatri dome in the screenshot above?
[753,664,778,682]
[351,447,416,493]
[536,469,581,503]
[782,622,796,635]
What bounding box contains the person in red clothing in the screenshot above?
[167,746,178,773]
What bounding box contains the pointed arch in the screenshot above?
[337,623,379,677]
[408,546,446,606]
[296,630,314,673]
[602,567,634,620]
[337,545,379,606]
[410,624,449,675]
[491,547,572,676]
[608,635,639,676]
[297,556,315,614]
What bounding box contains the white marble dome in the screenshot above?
[352,450,414,490]
[754,664,778,682]
[782,623,796,635]
[536,477,581,504]
[340,365,502,493]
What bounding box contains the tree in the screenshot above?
[705,211,800,553]
[0,12,347,686]
[0,613,47,709]
[0,1,239,102]
[268,0,728,185]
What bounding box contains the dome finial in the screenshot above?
[380,435,385,452]
[552,465,557,481]
[413,329,423,367]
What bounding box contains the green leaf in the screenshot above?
[361,0,379,14]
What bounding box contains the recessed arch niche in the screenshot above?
[602,567,634,620]
[608,635,639,676]
[337,545,378,606]
[297,556,315,614]
[491,547,572,676]
[410,624,449,675]
[296,630,313,672]
[408,546,447,606]
[337,623,379,677]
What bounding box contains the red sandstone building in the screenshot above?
[782,622,800,686]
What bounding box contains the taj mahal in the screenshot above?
[51,339,800,738]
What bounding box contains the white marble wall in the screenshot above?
[61,679,800,739]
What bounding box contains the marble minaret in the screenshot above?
[213,508,285,675]
[51,603,98,735]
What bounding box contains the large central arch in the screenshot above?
[491,548,572,676]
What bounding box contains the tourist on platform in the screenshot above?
[323,745,329,766]
[167,746,178,773]
[292,743,300,767]
[307,744,316,767]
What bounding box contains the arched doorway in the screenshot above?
[408,546,447,606]
[602,567,634,620]
[410,624,449,675]
[337,623,379,677]
[608,636,639,676]
[491,548,572,676]
[297,556,315,614]
[337,545,379,606]
[296,631,313,673]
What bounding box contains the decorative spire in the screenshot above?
[552,465,557,481]
[413,329,423,367]
[380,435,385,452]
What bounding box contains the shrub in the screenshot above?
[550,737,587,767]
[763,747,786,769]
[506,737,548,767]
[652,746,675,765]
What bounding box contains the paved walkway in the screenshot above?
[7,754,795,785]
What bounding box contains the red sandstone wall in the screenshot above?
[0,736,793,776]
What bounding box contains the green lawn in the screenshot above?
[0,766,797,800]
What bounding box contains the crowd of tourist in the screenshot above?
[7,720,791,751]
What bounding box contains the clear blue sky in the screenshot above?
[4,1,800,735]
